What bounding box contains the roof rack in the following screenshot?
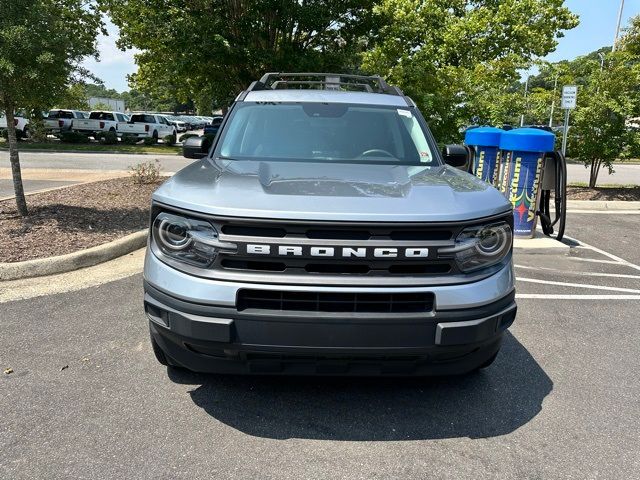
[246,73,404,96]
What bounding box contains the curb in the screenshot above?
[0,147,180,156]
[0,230,148,281]
[567,200,640,211]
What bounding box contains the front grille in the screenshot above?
[237,289,435,313]
[213,219,461,282]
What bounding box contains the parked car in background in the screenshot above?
[0,111,30,139]
[117,113,176,140]
[44,109,85,133]
[164,115,187,133]
[72,111,129,137]
[203,116,224,136]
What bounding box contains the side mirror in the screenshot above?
[183,136,211,159]
[442,144,470,170]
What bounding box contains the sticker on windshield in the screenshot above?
[397,109,412,118]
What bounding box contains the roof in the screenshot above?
[242,89,411,107]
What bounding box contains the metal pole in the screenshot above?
[520,76,529,127]
[613,0,625,52]
[549,74,558,127]
[561,109,570,156]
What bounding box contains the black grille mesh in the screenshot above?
[237,289,434,313]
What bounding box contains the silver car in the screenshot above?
[143,73,516,376]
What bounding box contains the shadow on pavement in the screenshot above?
[168,332,552,441]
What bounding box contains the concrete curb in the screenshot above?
[0,230,148,281]
[0,147,180,156]
[567,200,640,211]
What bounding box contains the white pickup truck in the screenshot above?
[44,109,86,133]
[0,112,30,138]
[72,111,129,136]
[117,113,176,140]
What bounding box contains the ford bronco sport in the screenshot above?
[143,73,516,376]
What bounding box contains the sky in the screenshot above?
[84,1,640,93]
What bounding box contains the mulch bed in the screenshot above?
[0,177,166,263]
[566,186,640,201]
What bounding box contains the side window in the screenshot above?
[116,114,125,122]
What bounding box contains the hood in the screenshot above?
[153,159,512,222]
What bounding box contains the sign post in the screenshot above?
[560,85,577,156]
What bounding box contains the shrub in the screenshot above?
[99,131,118,145]
[26,118,49,143]
[143,136,157,146]
[203,133,216,143]
[179,133,198,142]
[1,130,7,140]
[121,134,139,145]
[129,159,162,185]
[59,131,90,144]
[163,134,176,146]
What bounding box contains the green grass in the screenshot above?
[565,157,640,165]
[0,139,181,155]
[568,182,639,188]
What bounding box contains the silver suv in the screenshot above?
[143,73,516,376]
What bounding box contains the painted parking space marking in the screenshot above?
[516,294,640,300]
[564,234,640,272]
[515,264,640,280]
[517,277,640,293]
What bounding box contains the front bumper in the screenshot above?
[143,251,516,375]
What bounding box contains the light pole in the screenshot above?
[520,76,529,127]
[549,73,559,127]
[613,0,625,52]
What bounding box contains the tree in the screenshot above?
[361,0,578,141]
[58,84,91,111]
[0,0,103,216]
[106,0,377,111]
[567,48,640,187]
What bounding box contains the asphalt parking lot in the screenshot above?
[1,211,639,479]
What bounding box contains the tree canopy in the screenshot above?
[361,0,578,140]
[106,0,377,112]
[0,0,103,215]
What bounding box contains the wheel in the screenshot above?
[21,126,30,140]
[109,127,116,133]
[152,130,158,143]
[150,335,169,366]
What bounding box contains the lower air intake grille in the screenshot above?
[237,290,434,313]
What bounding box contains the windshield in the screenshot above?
[131,114,155,123]
[47,110,74,119]
[89,112,114,121]
[216,102,438,165]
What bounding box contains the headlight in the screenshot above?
[440,222,512,273]
[152,212,235,268]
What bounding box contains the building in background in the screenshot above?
[88,97,125,112]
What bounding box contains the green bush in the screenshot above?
[143,136,157,146]
[1,129,7,140]
[59,131,90,144]
[163,134,176,146]
[121,134,139,145]
[179,133,198,142]
[203,133,216,143]
[26,118,49,142]
[99,131,119,145]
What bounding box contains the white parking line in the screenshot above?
[515,264,640,280]
[516,294,640,300]
[564,235,640,272]
[567,210,640,214]
[569,258,625,266]
[517,277,640,293]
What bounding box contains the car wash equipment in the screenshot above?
[498,128,556,238]
[464,126,504,186]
